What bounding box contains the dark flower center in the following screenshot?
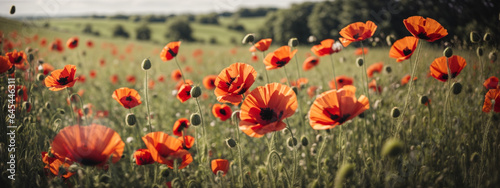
[330,114,351,124]
[402,47,412,56]
[311,59,318,65]
[353,33,360,39]
[71,40,77,46]
[57,76,70,85]
[125,96,133,101]
[338,79,344,83]
[168,48,177,57]
[226,77,236,87]
[79,158,102,166]
[237,87,248,95]
[14,56,23,63]
[260,107,281,122]
[417,32,430,40]
[276,60,287,67]
[441,74,448,80]
[219,109,227,115]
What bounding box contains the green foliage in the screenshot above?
[165,17,194,41]
[136,24,152,41]
[112,24,130,38]
[308,1,343,40]
[196,13,219,25]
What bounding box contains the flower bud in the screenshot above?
[45,102,51,109]
[190,113,202,126]
[8,67,15,74]
[381,138,403,157]
[242,34,255,44]
[489,51,497,62]
[316,134,323,142]
[126,113,137,126]
[23,101,31,112]
[452,82,462,95]
[190,86,202,98]
[287,137,297,147]
[99,175,111,183]
[385,66,392,74]
[443,47,453,58]
[391,107,400,118]
[386,35,396,46]
[28,53,35,62]
[57,108,65,115]
[477,47,484,57]
[141,58,151,70]
[231,110,240,123]
[68,164,79,173]
[483,33,491,42]
[161,168,170,178]
[226,138,237,148]
[356,57,364,67]
[420,96,429,105]
[288,38,299,47]
[10,5,15,14]
[470,31,481,43]
[37,73,45,81]
[300,136,309,146]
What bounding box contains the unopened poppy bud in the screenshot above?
[483,33,491,42]
[190,113,202,126]
[489,51,497,62]
[381,138,403,157]
[358,112,365,118]
[17,88,24,96]
[443,47,453,58]
[470,31,481,43]
[141,58,151,70]
[287,137,297,147]
[28,53,35,62]
[242,34,255,44]
[99,175,111,183]
[301,136,309,146]
[334,163,355,188]
[391,107,400,118]
[386,35,395,46]
[57,108,65,115]
[356,57,364,67]
[291,86,298,95]
[226,138,237,148]
[316,134,323,142]
[190,86,202,98]
[38,59,44,65]
[477,47,484,57]
[126,113,136,126]
[10,5,15,14]
[470,152,480,163]
[83,106,90,115]
[8,67,15,74]
[161,168,170,178]
[45,102,51,109]
[23,101,31,112]
[68,164,79,173]
[231,110,240,123]
[288,38,299,47]
[420,96,429,105]
[385,66,392,74]
[37,73,45,81]
[452,82,462,95]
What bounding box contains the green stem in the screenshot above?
[195,98,209,164]
[443,57,452,127]
[283,65,291,87]
[174,57,186,84]
[328,55,338,90]
[316,136,327,184]
[292,46,302,79]
[234,117,244,187]
[286,125,297,187]
[262,52,270,83]
[66,88,76,124]
[145,70,153,132]
[360,42,371,108]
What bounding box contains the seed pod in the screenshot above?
[443,47,453,58]
[287,137,297,147]
[126,113,137,126]
[190,86,202,98]
[300,136,309,146]
[489,51,497,62]
[226,138,237,148]
[356,57,364,67]
[483,33,491,42]
[190,113,201,126]
[385,66,392,74]
[316,134,323,142]
[288,38,299,47]
[161,168,170,178]
[57,108,65,115]
[391,107,400,118]
[37,73,45,81]
[231,110,240,123]
[45,102,51,109]
[242,34,255,44]
[420,96,429,105]
[477,47,484,57]
[141,58,151,70]
[452,82,462,95]
[10,5,15,15]
[381,138,403,157]
[470,31,481,43]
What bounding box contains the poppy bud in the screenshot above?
[287,137,297,147]
[226,138,237,148]
[443,47,453,58]
[291,86,298,95]
[391,107,400,118]
[8,67,15,74]
[141,58,151,70]
[452,82,462,95]
[385,66,392,74]
[45,102,51,109]
[386,35,395,46]
[358,112,365,118]
[38,59,44,65]
[83,105,90,115]
[470,31,481,43]
[10,5,15,14]
[356,57,364,67]
[489,51,497,62]
[334,163,355,188]
[381,138,403,157]
[161,168,170,178]
[420,96,429,105]
[190,113,202,126]
[483,33,491,42]
[300,136,309,146]
[477,47,484,57]
[470,152,480,163]
[23,101,31,112]
[316,134,323,142]
[28,53,35,63]
[126,113,136,126]
[242,34,255,44]
[288,38,299,47]
[57,108,65,115]
[99,175,111,183]
[190,86,202,98]
[17,88,24,96]
[231,110,240,123]
[37,73,45,81]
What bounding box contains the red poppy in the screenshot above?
[41,152,74,179]
[160,41,181,62]
[192,49,203,57]
[211,159,229,176]
[76,75,86,83]
[134,149,155,165]
[112,87,142,109]
[401,74,417,86]
[51,124,125,166]
[44,65,78,91]
[171,69,182,81]
[184,66,193,73]
[89,70,96,78]
[126,75,136,84]
[430,55,467,82]
[175,79,194,90]
[389,36,419,62]
[309,85,369,130]
[157,74,166,82]
[290,78,309,89]
[214,63,257,105]
[66,37,78,49]
[251,54,258,62]
[483,76,499,90]
[354,47,369,56]
[483,89,500,113]
[148,80,155,90]
[368,79,382,93]
[403,16,448,42]
[212,103,232,121]
[367,62,384,78]
[6,50,26,65]
[263,46,297,70]
[178,135,194,150]
[177,84,192,103]
[40,38,47,46]
[303,56,320,71]
[311,39,338,57]
[173,118,189,137]
[49,39,64,52]
[328,75,353,89]
[96,110,109,118]
[86,40,94,48]
[142,132,193,169]
[0,55,13,74]
[41,63,54,75]
[339,21,377,47]
[99,58,106,67]
[307,86,318,98]
[239,83,297,138]
[254,38,272,52]
[203,75,217,90]
[110,74,119,84]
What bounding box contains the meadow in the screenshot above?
[0,15,499,188]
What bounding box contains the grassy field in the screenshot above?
[1,16,500,188]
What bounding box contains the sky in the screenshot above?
[0,0,325,17]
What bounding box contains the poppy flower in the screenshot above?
[160,41,181,62]
[49,39,64,52]
[328,75,353,89]
[290,78,309,89]
[41,63,54,75]
[211,159,229,176]
[178,135,194,150]
[401,74,417,86]
[339,21,377,47]
[96,110,109,118]
[249,46,256,52]
[403,16,448,42]
[0,55,13,74]
[368,79,382,93]
[430,55,467,82]
[367,62,384,78]
[184,66,193,73]
[41,152,74,179]
[203,75,217,90]
[251,54,259,62]
[99,58,106,67]
[148,80,155,90]
[76,75,86,83]
[44,65,78,91]
[354,47,369,56]
[86,40,94,48]
[175,79,194,90]
[309,85,369,130]
[389,36,419,62]
[40,38,47,46]
[110,74,119,84]
[126,75,136,84]
[50,124,125,166]
[483,89,500,113]
[303,56,320,71]
[6,50,26,65]
[239,83,298,138]
[134,149,155,165]
[177,84,192,103]
[66,37,78,49]
[112,87,142,109]
[157,74,166,82]
[173,118,189,137]
[89,70,96,78]
[263,46,297,70]
[142,132,193,169]
[171,69,182,81]
[212,103,232,121]
[254,38,272,52]
[311,39,338,57]
[214,63,257,105]
[483,76,499,89]
[307,86,318,98]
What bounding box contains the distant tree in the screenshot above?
[209,36,218,44]
[308,1,342,41]
[226,18,245,32]
[268,2,315,44]
[82,23,93,34]
[165,17,194,41]
[112,24,130,38]
[136,24,151,40]
[196,13,219,25]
